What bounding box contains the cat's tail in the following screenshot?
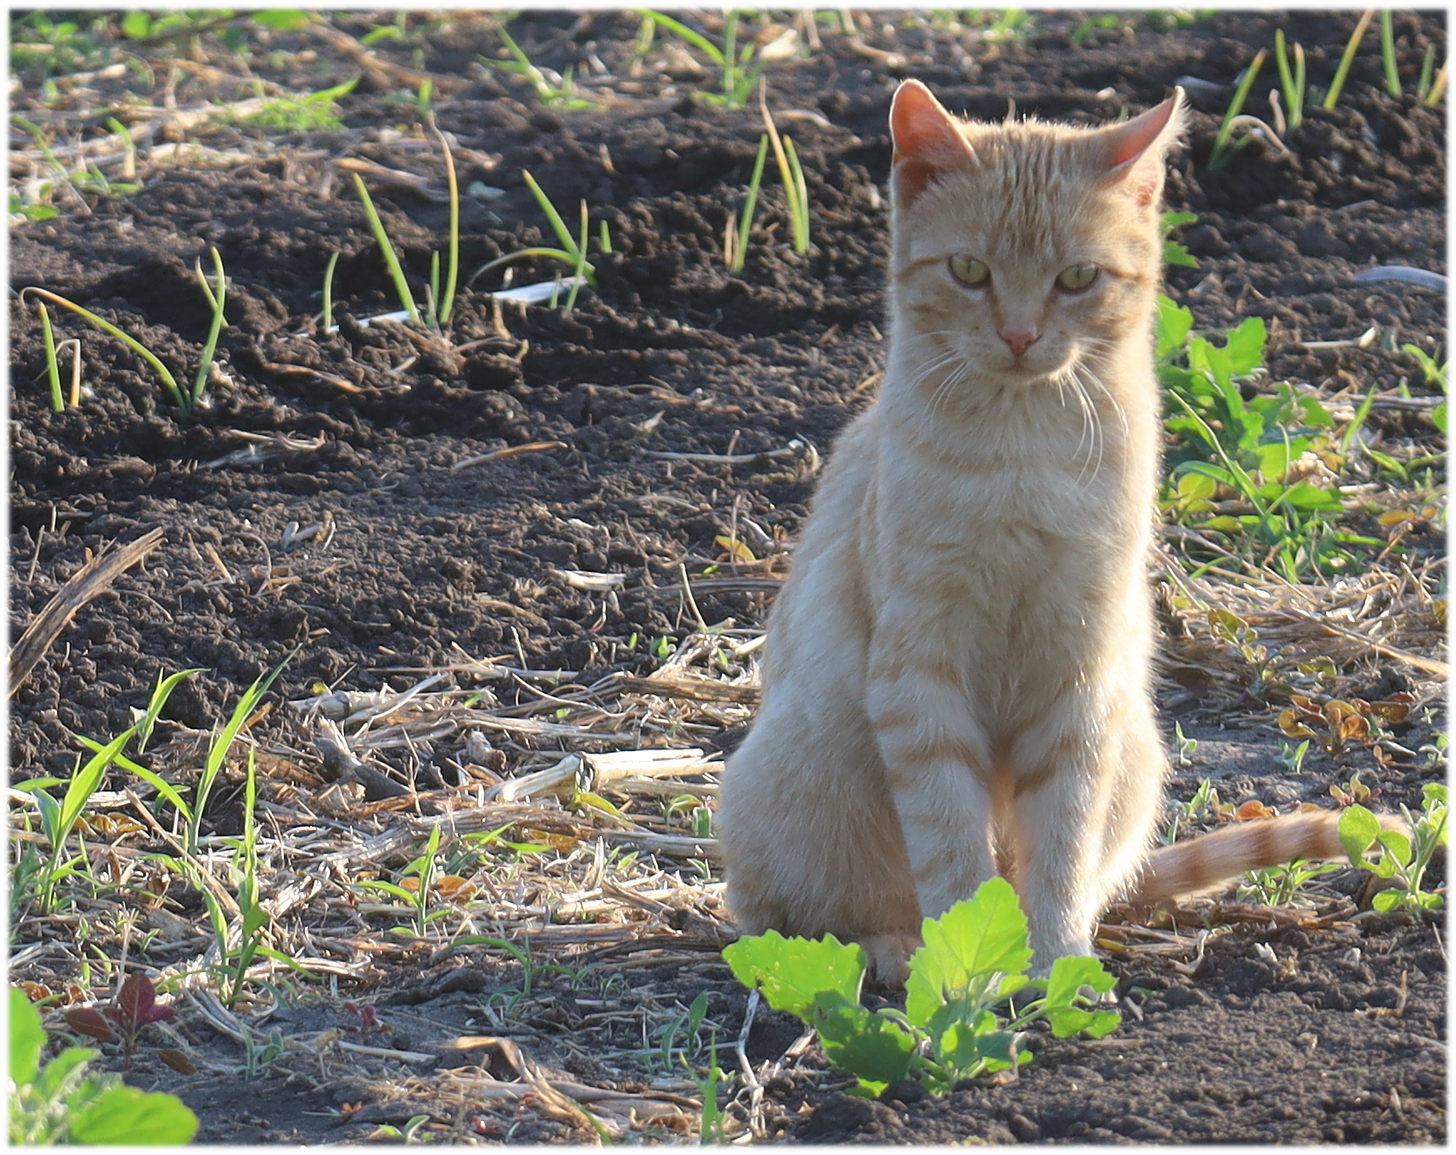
[1125,809,1404,905]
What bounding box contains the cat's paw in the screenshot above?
[859,932,922,988]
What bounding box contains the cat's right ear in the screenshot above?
[890,80,974,205]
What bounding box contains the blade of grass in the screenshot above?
[429,119,460,326]
[1209,49,1267,170]
[37,302,63,412]
[1324,9,1375,110]
[784,135,810,253]
[321,251,339,332]
[565,200,589,312]
[636,10,724,65]
[759,85,810,253]
[20,288,184,409]
[729,134,770,274]
[1425,59,1447,106]
[191,247,227,409]
[1379,10,1400,97]
[598,219,612,253]
[1416,43,1436,100]
[1274,29,1306,131]
[351,173,421,325]
[521,170,597,284]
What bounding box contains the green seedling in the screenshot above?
[120,657,290,854]
[760,94,810,254]
[321,251,340,332]
[1339,783,1446,913]
[725,877,1119,1097]
[424,113,461,327]
[1161,211,1199,268]
[1324,9,1375,110]
[690,1028,729,1143]
[1239,858,1342,906]
[725,135,770,273]
[1379,11,1401,97]
[1277,739,1311,775]
[352,173,421,325]
[1400,343,1447,433]
[1273,28,1307,131]
[1416,45,1446,105]
[356,822,446,938]
[486,22,593,108]
[1173,722,1198,767]
[23,244,226,415]
[208,748,272,1007]
[12,729,134,914]
[243,75,358,132]
[9,988,198,1145]
[638,10,762,109]
[1208,49,1268,170]
[472,170,600,294]
[37,301,64,411]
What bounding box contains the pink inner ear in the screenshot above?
[890,80,969,165]
[1102,92,1182,171]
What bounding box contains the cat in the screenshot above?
[718,80,1364,984]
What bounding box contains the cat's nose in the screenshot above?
[1000,327,1039,357]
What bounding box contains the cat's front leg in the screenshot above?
[865,633,999,926]
[1007,708,1116,968]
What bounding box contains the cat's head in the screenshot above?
[886,80,1184,389]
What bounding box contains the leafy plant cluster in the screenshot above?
[724,877,1119,1097]
[1339,783,1447,914]
[9,987,198,1145]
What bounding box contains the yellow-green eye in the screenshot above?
[948,255,989,286]
[1056,264,1099,292]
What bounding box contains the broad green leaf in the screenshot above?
[69,1084,199,1145]
[722,931,865,1020]
[1377,828,1413,865]
[255,9,311,30]
[1041,955,1121,1038]
[120,10,151,37]
[1176,471,1218,501]
[9,989,46,1087]
[1338,804,1382,866]
[1225,316,1268,376]
[906,878,1032,1027]
[1431,400,1447,434]
[1155,296,1194,361]
[939,1018,1021,1075]
[1279,482,1343,511]
[811,994,917,1086]
[1423,783,1448,808]
[33,1045,98,1099]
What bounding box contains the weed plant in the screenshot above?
[1208,49,1267,170]
[760,94,811,253]
[1273,28,1307,131]
[638,10,762,109]
[487,21,593,108]
[1324,9,1375,110]
[242,75,358,132]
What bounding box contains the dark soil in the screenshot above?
[9,9,1446,1144]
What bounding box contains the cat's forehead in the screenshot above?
[898,123,1131,260]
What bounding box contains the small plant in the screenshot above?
[485,22,593,109]
[471,170,601,302]
[760,96,811,254]
[36,301,64,412]
[638,10,763,109]
[9,988,198,1144]
[1277,739,1311,775]
[22,246,227,416]
[1339,783,1446,913]
[352,174,422,326]
[61,972,175,1070]
[1324,9,1375,110]
[724,135,770,274]
[356,822,447,938]
[1238,858,1341,906]
[724,877,1119,1097]
[1173,722,1198,767]
[242,75,358,132]
[1208,49,1269,170]
[1379,10,1401,97]
[1273,28,1307,131]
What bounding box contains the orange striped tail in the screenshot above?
[1127,809,1403,905]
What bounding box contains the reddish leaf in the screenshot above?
[1236,799,1275,820]
[64,1006,118,1042]
[108,972,174,1031]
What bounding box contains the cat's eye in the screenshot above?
[1055,264,1099,292]
[948,255,990,286]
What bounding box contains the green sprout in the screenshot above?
[352,173,422,325]
[725,135,770,274]
[1273,28,1306,131]
[1324,9,1375,110]
[1208,49,1268,171]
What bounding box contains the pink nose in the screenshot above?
[1001,329,1037,357]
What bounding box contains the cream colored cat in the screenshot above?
[719,80,1357,982]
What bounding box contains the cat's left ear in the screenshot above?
[1097,88,1185,208]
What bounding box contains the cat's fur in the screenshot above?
[719,81,1356,982]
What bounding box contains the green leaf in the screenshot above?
[1041,955,1121,1039]
[1225,316,1268,376]
[9,988,46,1087]
[811,994,917,1086]
[69,1083,199,1145]
[1155,296,1194,361]
[905,877,1032,1027]
[722,931,865,1020]
[1376,828,1413,866]
[1278,481,1343,512]
[939,1017,1022,1074]
[255,9,311,30]
[1338,804,1382,866]
[1431,401,1447,434]
[120,10,152,38]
